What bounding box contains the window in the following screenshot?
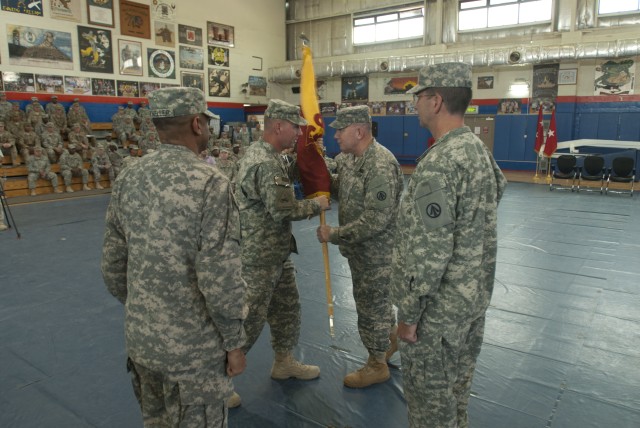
[353,5,424,45]
[459,0,552,31]
[598,0,640,15]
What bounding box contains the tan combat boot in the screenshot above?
[95,183,104,190]
[386,325,398,361]
[271,351,320,380]
[66,186,74,193]
[344,354,390,388]
[226,391,241,409]
[83,184,91,191]
[30,190,37,196]
[54,188,63,194]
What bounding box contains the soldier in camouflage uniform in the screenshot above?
[139,131,160,155]
[25,97,43,115]
[18,123,41,164]
[27,102,48,135]
[250,122,263,143]
[66,98,89,129]
[27,146,61,196]
[230,143,245,162]
[123,100,138,122]
[41,122,65,163]
[316,105,403,388]
[7,104,26,135]
[136,100,151,123]
[139,115,156,135]
[392,63,507,428]
[0,122,19,166]
[46,96,68,134]
[217,131,232,150]
[90,145,114,189]
[216,148,236,181]
[116,116,137,146]
[101,87,246,426]
[68,123,92,161]
[233,99,330,404]
[0,93,12,123]
[106,142,124,178]
[111,106,127,132]
[60,144,91,192]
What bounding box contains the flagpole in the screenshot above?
[319,211,335,337]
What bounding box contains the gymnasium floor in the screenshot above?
[1,181,639,428]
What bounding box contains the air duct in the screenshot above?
[268,38,640,82]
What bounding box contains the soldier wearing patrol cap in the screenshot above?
[392,62,507,428]
[41,121,65,163]
[101,87,246,425]
[59,143,90,193]
[232,99,330,406]
[0,92,12,123]
[316,104,403,389]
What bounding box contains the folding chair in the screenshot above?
[577,155,605,194]
[605,157,635,196]
[549,155,577,192]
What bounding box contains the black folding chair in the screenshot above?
[605,157,635,196]
[549,155,577,192]
[577,155,605,194]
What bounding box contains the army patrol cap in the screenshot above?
[127,101,133,105]
[329,105,371,129]
[31,97,38,102]
[45,122,55,128]
[73,98,80,102]
[68,144,77,150]
[51,95,58,100]
[407,62,473,94]
[264,99,307,126]
[129,145,139,150]
[148,87,215,119]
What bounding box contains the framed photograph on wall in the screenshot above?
[87,0,115,27]
[140,82,161,97]
[118,39,143,76]
[119,0,151,39]
[477,76,494,89]
[181,72,204,91]
[178,24,202,46]
[208,68,230,97]
[64,76,91,94]
[7,25,73,70]
[154,20,175,47]
[2,72,35,92]
[208,46,229,67]
[91,78,116,96]
[147,48,175,79]
[179,46,203,70]
[558,69,577,85]
[51,0,81,22]
[117,80,140,97]
[207,21,234,47]
[1,0,43,17]
[341,76,368,102]
[35,74,65,93]
[77,26,114,74]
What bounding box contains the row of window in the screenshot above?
[352,0,640,45]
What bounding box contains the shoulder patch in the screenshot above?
[414,180,453,230]
[368,175,394,209]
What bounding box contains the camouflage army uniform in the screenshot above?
[68,126,91,160]
[27,106,47,135]
[59,147,89,187]
[107,143,124,178]
[216,155,236,182]
[0,94,12,122]
[41,124,65,163]
[392,63,507,428]
[45,97,66,119]
[18,126,41,163]
[139,133,160,155]
[111,108,127,132]
[329,138,403,356]
[102,87,246,426]
[123,104,138,122]
[235,139,321,353]
[250,126,263,143]
[49,107,68,132]
[0,123,19,166]
[67,102,88,127]
[27,149,59,192]
[137,103,152,122]
[90,147,114,187]
[25,99,43,115]
[116,117,137,146]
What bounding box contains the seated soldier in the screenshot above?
[68,123,91,161]
[27,146,62,196]
[107,142,124,178]
[18,123,41,164]
[199,148,216,165]
[41,122,65,163]
[60,144,91,193]
[121,145,141,169]
[0,121,19,166]
[90,145,114,190]
[216,148,236,181]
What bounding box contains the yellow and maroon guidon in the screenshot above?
[297,44,331,199]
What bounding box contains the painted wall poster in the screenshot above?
[1,0,43,17]
[64,76,91,94]
[207,21,234,48]
[208,68,230,97]
[77,26,114,74]
[342,76,368,102]
[2,72,35,92]
[178,24,202,46]
[558,69,577,85]
[7,25,73,70]
[91,78,116,96]
[208,46,229,67]
[594,59,635,95]
[384,76,417,94]
[117,80,140,97]
[179,46,203,70]
[50,0,81,22]
[248,76,266,96]
[118,39,143,76]
[154,21,175,47]
[87,0,115,27]
[140,82,160,97]
[152,1,176,22]
[181,72,204,91]
[147,48,176,79]
[35,74,65,93]
[119,0,151,39]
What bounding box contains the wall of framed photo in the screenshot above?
[0,0,282,105]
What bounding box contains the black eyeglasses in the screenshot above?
[413,93,436,103]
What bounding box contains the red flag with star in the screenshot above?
[543,109,558,157]
[534,106,544,153]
